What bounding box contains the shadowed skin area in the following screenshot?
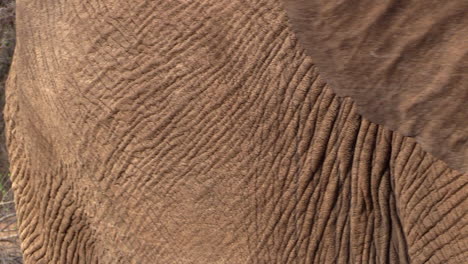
[5,0,468,263]
[283,0,468,173]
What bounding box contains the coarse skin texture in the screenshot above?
[283,0,468,173]
[4,0,468,263]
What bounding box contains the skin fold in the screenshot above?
[283,0,468,173]
[5,0,468,263]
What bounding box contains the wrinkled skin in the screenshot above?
[284,0,468,172]
[5,0,467,263]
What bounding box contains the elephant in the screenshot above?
[284,0,468,173]
[4,0,467,263]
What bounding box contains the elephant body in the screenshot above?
[5,0,467,263]
[284,0,468,172]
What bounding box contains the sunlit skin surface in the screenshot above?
[4,0,468,263]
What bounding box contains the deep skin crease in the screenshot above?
[4,0,468,263]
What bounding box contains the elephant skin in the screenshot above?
[283,0,468,173]
[4,0,468,263]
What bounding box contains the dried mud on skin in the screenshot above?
[0,0,21,263]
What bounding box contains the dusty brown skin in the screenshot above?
[284,0,468,173]
[5,0,468,263]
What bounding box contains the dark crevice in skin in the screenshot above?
[282,0,468,173]
[388,145,411,263]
